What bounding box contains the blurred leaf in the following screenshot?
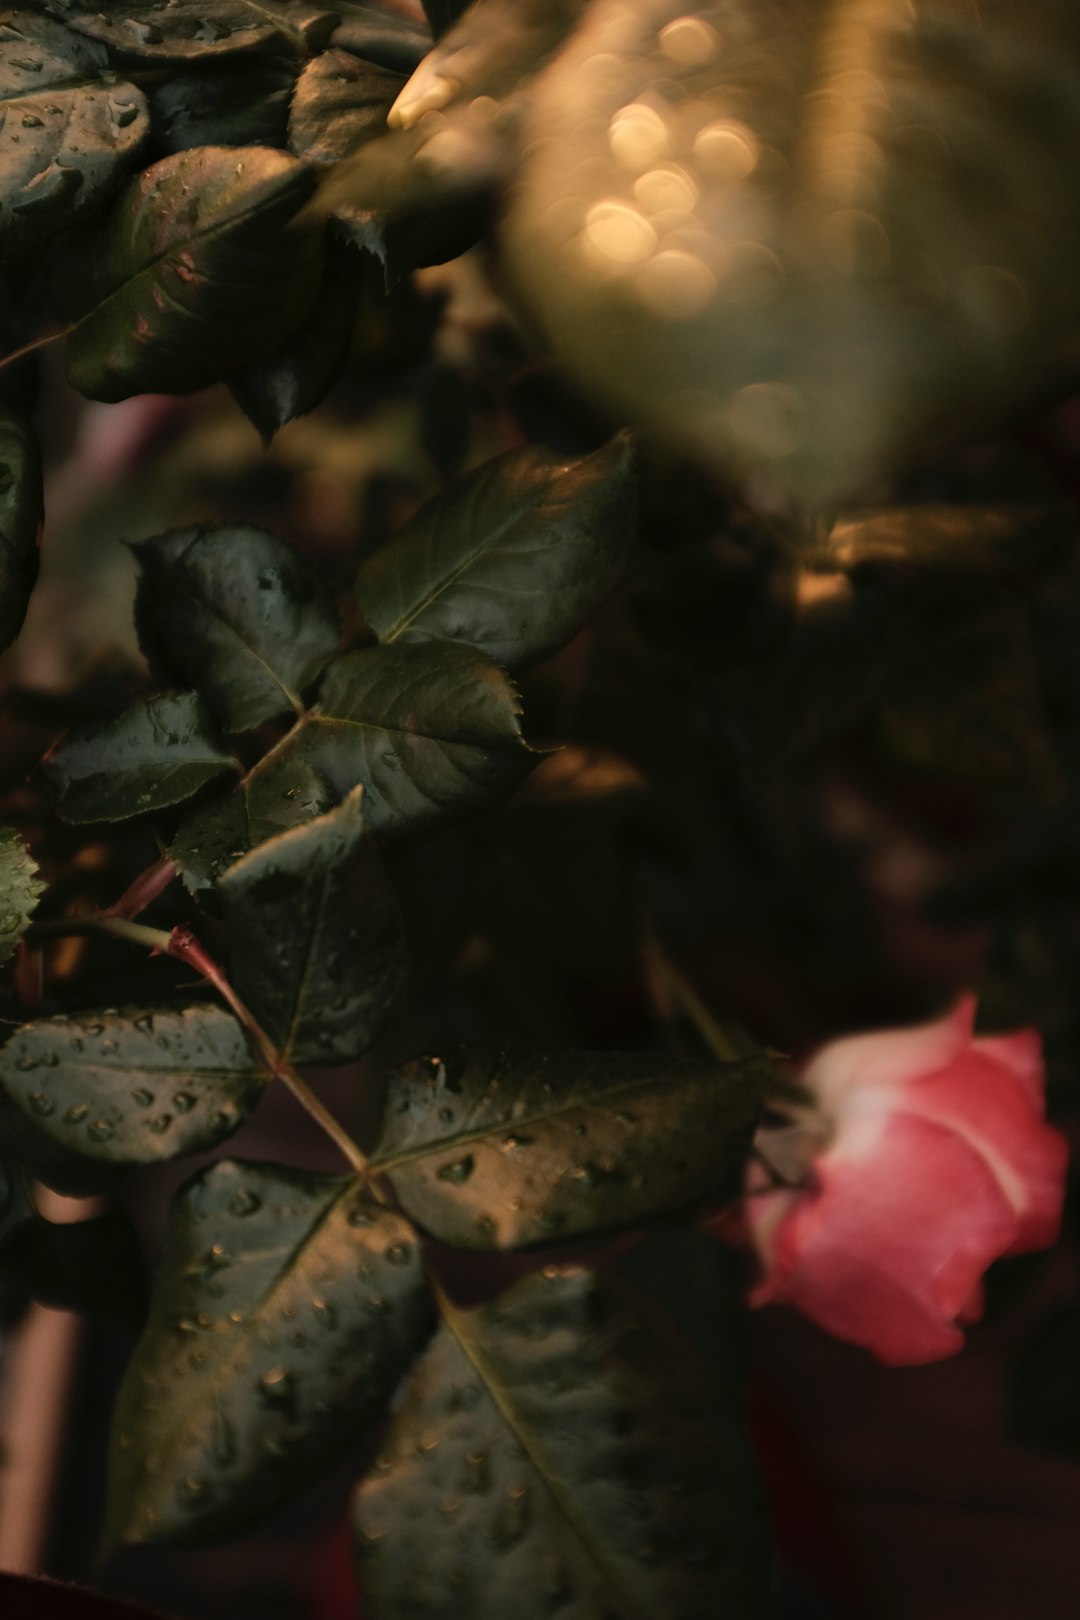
[330,2,430,71]
[61,146,325,402]
[45,692,239,824]
[825,505,1073,577]
[370,1043,766,1248]
[0,14,148,261]
[171,758,332,897]
[0,825,43,966]
[228,243,358,441]
[42,0,337,62]
[289,47,403,167]
[133,525,340,732]
[0,1205,147,1336]
[106,1160,432,1549]
[149,57,298,152]
[354,1252,769,1619]
[356,436,635,669]
[506,0,1080,505]
[0,1005,263,1194]
[218,789,407,1064]
[0,407,42,655]
[288,641,536,834]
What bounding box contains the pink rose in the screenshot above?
[746,996,1069,1365]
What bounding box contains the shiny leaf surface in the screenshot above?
[0,1005,264,1192]
[218,789,407,1064]
[45,691,238,823]
[134,525,340,732]
[61,146,325,402]
[356,436,634,669]
[42,0,336,62]
[370,1043,766,1248]
[170,758,332,896]
[289,47,403,168]
[0,824,43,966]
[286,640,535,834]
[149,56,297,152]
[506,0,1080,506]
[106,1161,432,1548]
[354,1247,768,1619]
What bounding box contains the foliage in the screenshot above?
[0,0,1078,1615]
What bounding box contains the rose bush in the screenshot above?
[746,997,1069,1365]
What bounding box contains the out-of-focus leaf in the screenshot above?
[45,692,239,824]
[149,57,297,152]
[370,1042,766,1247]
[0,408,42,655]
[0,1005,263,1193]
[356,437,634,669]
[106,1160,432,1548]
[354,1248,769,1618]
[61,147,325,402]
[218,789,407,1064]
[0,1205,147,1336]
[133,525,340,732]
[506,0,1080,506]
[824,505,1072,576]
[330,2,430,71]
[285,640,536,834]
[170,759,332,896]
[0,825,43,966]
[228,243,358,441]
[41,0,337,62]
[0,12,148,260]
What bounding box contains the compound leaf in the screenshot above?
[218,788,407,1065]
[357,437,635,669]
[44,691,239,824]
[106,1160,432,1548]
[370,1044,767,1248]
[134,525,340,733]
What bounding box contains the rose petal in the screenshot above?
[800,997,974,1115]
[970,1030,1045,1111]
[751,1110,1020,1365]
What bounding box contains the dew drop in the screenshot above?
[149,1113,172,1134]
[27,1091,54,1117]
[131,1087,154,1108]
[229,1187,262,1217]
[436,1154,474,1185]
[173,1090,196,1113]
[65,1102,89,1124]
[88,1118,115,1142]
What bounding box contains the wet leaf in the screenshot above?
[0,408,42,655]
[285,640,536,835]
[61,146,325,402]
[42,0,337,63]
[133,525,340,733]
[0,1204,147,1336]
[356,437,634,670]
[506,0,1080,506]
[0,11,149,261]
[218,789,407,1065]
[289,47,404,168]
[0,1005,264,1194]
[354,1244,769,1619]
[0,825,43,966]
[170,758,332,897]
[45,691,238,824]
[106,1160,432,1548]
[330,2,430,72]
[149,56,298,153]
[370,1043,767,1248]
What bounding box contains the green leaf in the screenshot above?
[354,1248,769,1619]
[228,242,358,442]
[0,825,43,966]
[0,13,149,261]
[0,408,42,655]
[284,640,536,834]
[505,0,1080,507]
[42,0,338,63]
[45,691,238,824]
[289,47,404,169]
[0,1005,264,1194]
[218,788,407,1065]
[133,525,340,732]
[106,1160,432,1549]
[0,1205,147,1336]
[61,146,326,402]
[356,437,635,669]
[170,758,333,897]
[149,57,298,153]
[370,1043,766,1248]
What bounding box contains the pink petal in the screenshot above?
[970,1029,1045,1110]
[900,1051,1068,1253]
[801,997,974,1116]
[753,1110,1020,1365]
